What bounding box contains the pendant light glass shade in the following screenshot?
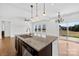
[43,12,46,16]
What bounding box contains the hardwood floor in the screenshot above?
[0,37,16,56]
[59,39,79,56]
[0,37,79,56]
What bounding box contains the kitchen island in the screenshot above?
[15,34,57,56]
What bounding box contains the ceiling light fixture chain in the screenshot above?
[43,3,46,16]
[43,3,45,14]
[30,5,33,19]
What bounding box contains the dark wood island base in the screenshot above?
[15,34,57,56]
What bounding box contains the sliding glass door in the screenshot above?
[59,21,79,56]
[59,22,68,56]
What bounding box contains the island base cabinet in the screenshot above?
[37,43,52,56]
[15,39,52,56]
[22,46,32,56]
[15,36,53,56]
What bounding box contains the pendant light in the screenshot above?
[30,4,33,19]
[43,3,46,16]
[56,11,64,23]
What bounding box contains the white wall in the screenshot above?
[0,4,32,38]
[10,19,27,37]
[0,19,29,38]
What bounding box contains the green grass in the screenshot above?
[60,30,79,38]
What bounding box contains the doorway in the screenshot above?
[1,21,11,39]
[59,21,79,56]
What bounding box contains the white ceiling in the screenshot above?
[9,3,79,16]
[0,3,79,22]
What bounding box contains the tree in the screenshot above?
[60,24,79,32]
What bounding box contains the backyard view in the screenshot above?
[59,21,79,56]
[59,22,79,38]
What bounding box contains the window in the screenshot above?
[42,24,46,32]
[38,25,41,32]
[35,25,37,32]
